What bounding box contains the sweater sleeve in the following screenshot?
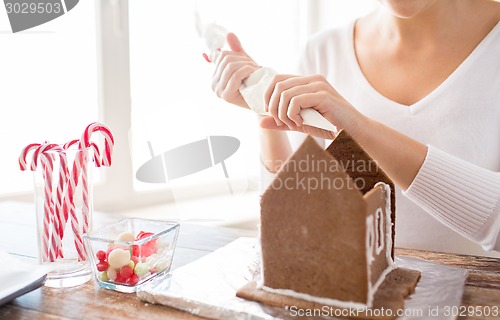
[403,146,500,251]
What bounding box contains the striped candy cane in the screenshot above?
[62,144,87,262]
[54,149,69,258]
[24,143,63,262]
[64,139,101,167]
[19,122,114,264]
[81,153,90,235]
[78,123,114,236]
[62,138,103,261]
[80,122,114,166]
[41,152,57,262]
[19,143,41,171]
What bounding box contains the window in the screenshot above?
[128,0,303,200]
[0,1,98,196]
[1,0,378,210]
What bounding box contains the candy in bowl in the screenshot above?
[83,219,180,292]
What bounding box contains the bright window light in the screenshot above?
[129,0,301,194]
[0,1,98,195]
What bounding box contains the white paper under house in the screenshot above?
[137,237,467,320]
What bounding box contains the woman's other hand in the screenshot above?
[260,74,364,140]
[211,33,261,109]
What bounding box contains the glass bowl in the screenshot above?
[83,218,180,293]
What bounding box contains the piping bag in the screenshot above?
[197,19,337,132]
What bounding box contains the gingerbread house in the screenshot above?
[257,131,396,309]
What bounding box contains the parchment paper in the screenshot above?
[137,238,467,320]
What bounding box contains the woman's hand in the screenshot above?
[260,74,364,140]
[260,73,428,190]
[211,33,261,109]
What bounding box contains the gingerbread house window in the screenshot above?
[375,208,384,255]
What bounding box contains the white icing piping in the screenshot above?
[365,182,396,308]
[376,181,396,269]
[256,223,265,288]
[375,208,384,255]
[366,215,375,265]
[260,285,369,311]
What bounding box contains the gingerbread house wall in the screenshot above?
[326,130,396,259]
[363,184,392,294]
[260,136,370,304]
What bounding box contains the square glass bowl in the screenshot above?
[83,218,180,293]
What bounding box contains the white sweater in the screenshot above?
[293,21,500,257]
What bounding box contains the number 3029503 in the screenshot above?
[5,2,62,14]
[444,306,499,317]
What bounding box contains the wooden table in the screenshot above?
[1,203,499,320]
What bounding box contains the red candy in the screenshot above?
[95,230,159,286]
[136,231,154,240]
[136,231,158,257]
[120,266,133,279]
[126,274,139,285]
[97,261,109,272]
[96,250,107,261]
[130,245,139,257]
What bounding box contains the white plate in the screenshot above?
[0,250,48,306]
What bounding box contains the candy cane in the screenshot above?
[20,143,66,262]
[41,153,57,262]
[19,143,41,171]
[78,123,114,237]
[64,140,100,244]
[66,162,86,261]
[62,144,87,262]
[20,143,45,259]
[19,123,114,264]
[80,122,114,167]
[63,138,103,261]
[54,149,69,258]
[36,143,63,262]
[64,139,101,167]
[80,149,90,235]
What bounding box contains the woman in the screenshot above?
[211,0,500,257]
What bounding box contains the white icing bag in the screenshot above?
[240,68,337,132]
[197,19,337,133]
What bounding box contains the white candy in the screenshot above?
[117,232,135,242]
[134,262,151,277]
[107,268,117,281]
[108,249,131,269]
[145,253,159,265]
